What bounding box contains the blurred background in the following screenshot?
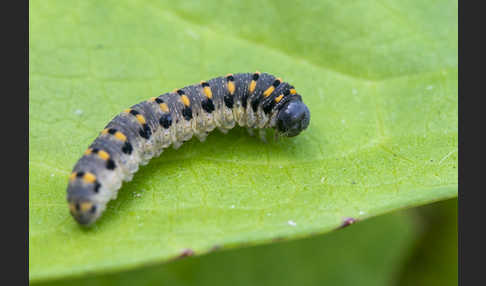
[34,198,457,286]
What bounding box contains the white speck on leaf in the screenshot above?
[352,88,358,95]
[320,177,327,184]
[74,109,83,115]
[186,29,199,39]
[230,205,235,209]
[288,220,297,227]
[426,85,434,90]
[359,211,366,215]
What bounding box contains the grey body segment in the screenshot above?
[207,76,226,126]
[248,72,276,111]
[231,73,252,107]
[66,72,309,226]
[133,101,160,134]
[105,115,144,151]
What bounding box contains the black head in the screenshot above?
[276,99,310,137]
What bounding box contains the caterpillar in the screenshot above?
[67,72,310,226]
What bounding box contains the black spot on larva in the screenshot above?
[139,124,151,139]
[129,109,140,116]
[90,205,97,214]
[75,203,80,211]
[224,94,234,108]
[252,73,260,81]
[159,113,172,129]
[272,79,281,87]
[263,100,276,114]
[226,75,234,81]
[201,98,215,113]
[91,148,99,154]
[76,172,85,178]
[144,124,152,136]
[201,81,210,87]
[155,98,164,104]
[138,129,147,139]
[182,107,193,120]
[106,159,116,170]
[107,128,117,135]
[94,181,101,193]
[251,97,260,112]
[263,88,289,114]
[242,93,248,108]
[176,89,185,95]
[122,142,133,154]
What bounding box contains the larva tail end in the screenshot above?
[67,183,103,226]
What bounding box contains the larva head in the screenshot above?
[276,99,310,137]
[67,177,102,226]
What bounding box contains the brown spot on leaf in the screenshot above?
[175,248,194,260]
[340,217,358,228]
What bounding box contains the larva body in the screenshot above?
[67,72,310,226]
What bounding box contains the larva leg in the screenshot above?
[258,128,268,143]
[195,131,208,142]
[273,130,281,142]
[218,126,229,134]
[172,140,183,149]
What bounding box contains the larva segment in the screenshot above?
[67,72,310,226]
[231,73,252,126]
[167,89,193,146]
[198,81,215,119]
[206,76,230,131]
[182,84,208,142]
[84,148,116,170]
[151,93,176,150]
[246,72,277,128]
[262,82,292,114]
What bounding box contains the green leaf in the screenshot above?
[29,0,458,282]
[33,208,419,286]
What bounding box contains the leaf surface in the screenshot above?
[33,210,419,286]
